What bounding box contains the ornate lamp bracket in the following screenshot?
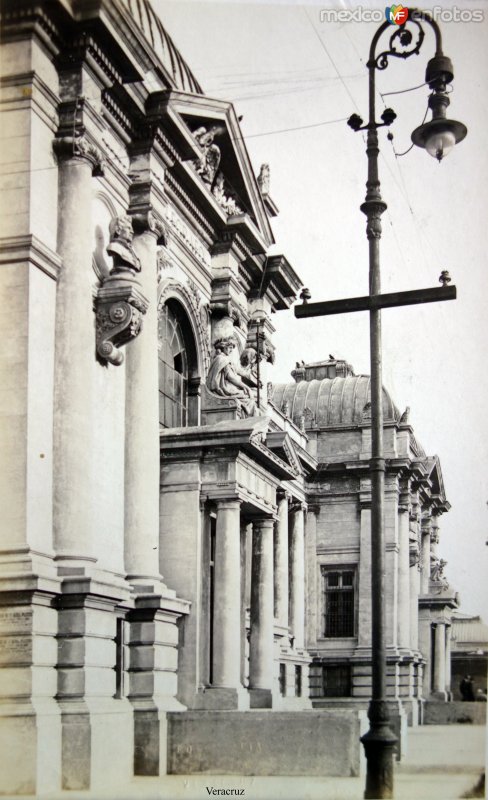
[95,215,149,366]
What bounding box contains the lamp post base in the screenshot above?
[361,702,398,799]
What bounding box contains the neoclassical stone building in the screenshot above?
[0,0,458,794]
[272,359,458,733]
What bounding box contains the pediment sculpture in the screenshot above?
[193,125,222,187]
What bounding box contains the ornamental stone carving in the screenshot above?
[206,337,260,418]
[193,125,222,187]
[430,557,447,582]
[53,134,105,176]
[409,543,420,568]
[95,216,148,366]
[257,163,270,195]
[131,210,167,243]
[212,172,244,216]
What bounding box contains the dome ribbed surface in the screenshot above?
[271,376,400,427]
[122,0,203,94]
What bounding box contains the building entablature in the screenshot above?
[248,254,303,312]
[160,416,302,484]
[419,591,460,613]
[311,454,441,483]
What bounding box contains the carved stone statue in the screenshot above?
[212,172,243,216]
[206,337,258,417]
[257,163,270,195]
[106,215,141,274]
[212,172,226,204]
[193,125,221,187]
[430,557,447,582]
[399,406,410,424]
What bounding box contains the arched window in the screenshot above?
[158,300,198,428]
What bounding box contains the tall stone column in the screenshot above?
[409,545,420,651]
[249,517,275,707]
[52,137,104,568]
[397,507,411,649]
[433,622,447,698]
[358,504,373,648]
[305,504,319,649]
[445,624,452,697]
[124,213,165,586]
[420,529,431,595]
[210,499,247,708]
[274,493,289,629]
[289,502,306,649]
[240,521,252,687]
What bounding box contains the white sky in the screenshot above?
[157,0,488,617]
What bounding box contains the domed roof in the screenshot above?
[271,375,400,428]
[122,0,203,94]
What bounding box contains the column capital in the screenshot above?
[252,516,275,530]
[289,499,307,514]
[53,133,105,176]
[215,497,242,511]
[130,210,168,245]
[277,489,292,503]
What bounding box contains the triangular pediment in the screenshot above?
[426,455,448,507]
[266,431,303,477]
[162,90,275,248]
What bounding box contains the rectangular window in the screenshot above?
[114,617,125,699]
[279,663,286,696]
[159,360,188,428]
[322,568,356,638]
[322,664,351,697]
[295,665,302,697]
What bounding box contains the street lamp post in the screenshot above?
[295,10,466,798]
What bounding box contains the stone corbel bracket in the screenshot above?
[95,215,149,366]
[96,284,148,366]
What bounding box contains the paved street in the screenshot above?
[395,724,486,800]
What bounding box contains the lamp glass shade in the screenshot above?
[411,118,467,159]
[425,129,457,161]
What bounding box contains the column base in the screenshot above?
[126,575,176,598]
[249,688,272,708]
[195,686,249,710]
[430,690,448,701]
[0,700,62,796]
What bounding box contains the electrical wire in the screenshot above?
[235,116,349,140]
[381,81,428,97]
[392,106,428,158]
[303,7,363,116]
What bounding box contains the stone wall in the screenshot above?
[167,710,361,776]
[423,701,487,725]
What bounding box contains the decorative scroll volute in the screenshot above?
[95,215,149,366]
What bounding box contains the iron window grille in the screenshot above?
[322,567,356,638]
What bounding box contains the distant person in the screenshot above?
[460,674,475,701]
[475,688,487,702]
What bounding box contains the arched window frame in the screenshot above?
[157,279,209,428]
